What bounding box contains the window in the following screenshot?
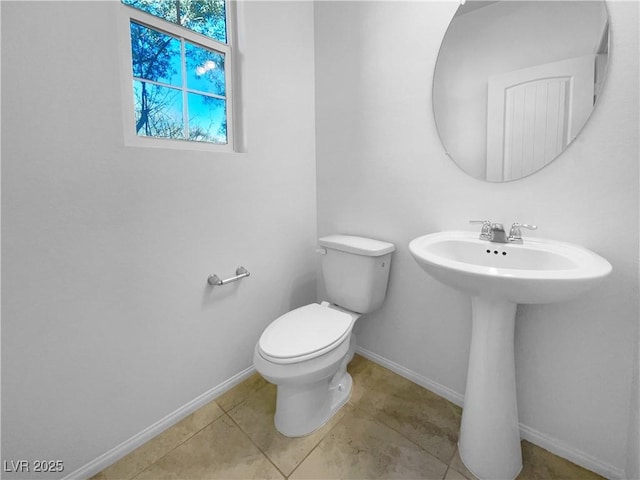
[119,0,234,150]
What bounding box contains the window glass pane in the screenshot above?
[185,43,225,96]
[123,0,227,43]
[130,22,182,87]
[187,93,227,144]
[133,80,184,139]
[123,0,179,27]
[179,0,227,43]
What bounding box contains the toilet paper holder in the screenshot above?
[207,266,250,287]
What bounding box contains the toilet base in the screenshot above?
[273,338,355,437]
[255,310,359,438]
[275,371,352,437]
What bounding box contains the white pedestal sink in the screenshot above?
[409,231,612,480]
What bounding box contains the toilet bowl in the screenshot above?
[254,302,359,437]
[254,234,395,437]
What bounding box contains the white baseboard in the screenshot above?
[66,348,625,480]
[355,346,465,407]
[64,365,256,480]
[519,424,625,480]
[355,346,625,480]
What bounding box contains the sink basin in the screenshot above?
[409,231,612,304]
[409,230,612,479]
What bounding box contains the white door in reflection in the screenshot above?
[486,54,596,181]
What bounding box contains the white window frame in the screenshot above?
[117,1,237,152]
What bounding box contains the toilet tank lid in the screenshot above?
[318,235,395,257]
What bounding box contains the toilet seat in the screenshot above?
[258,303,354,364]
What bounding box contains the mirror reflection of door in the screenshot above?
[432,1,610,182]
[486,55,596,181]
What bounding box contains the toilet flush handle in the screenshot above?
[316,247,327,255]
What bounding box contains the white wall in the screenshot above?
[314,1,639,478]
[629,339,640,479]
[1,1,317,477]
[2,1,638,478]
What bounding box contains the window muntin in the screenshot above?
[121,1,232,147]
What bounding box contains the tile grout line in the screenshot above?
[347,359,463,469]
[350,401,453,469]
[284,403,354,479]
[126,409,228,480]
[215,381,288,477]
[347,398,456,471]
[442,463,472,480]
[223,387,354,479]
[98,355,603,480]
[215,379,270,415]
[222,407,289,479]
[131,358,451,480]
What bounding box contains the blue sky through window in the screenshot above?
[188,95,226,143]
[125,0,228,144]
[122,0,227,43]
[130,22,182,86]
[133,81,184,138]
[185,42,225,96]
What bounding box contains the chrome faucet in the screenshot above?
[508,222,538,244]
[489,223,507,243]
[470,220,538,243]
[469,220,492,240]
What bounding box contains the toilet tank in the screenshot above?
[318,235,395,314]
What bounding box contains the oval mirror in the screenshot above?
[433,1,609,182]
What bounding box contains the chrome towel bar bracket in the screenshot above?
[207,266,250,286]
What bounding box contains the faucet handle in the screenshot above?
[469,220,492,240]
[509,222,538,242]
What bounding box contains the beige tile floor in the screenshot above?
[92,355,604,480]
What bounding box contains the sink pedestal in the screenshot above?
[409,231,612,480]
[458,297,522,480]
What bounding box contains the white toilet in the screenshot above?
[253,234,395,437]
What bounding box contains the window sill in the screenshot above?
[123,134,245,153]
